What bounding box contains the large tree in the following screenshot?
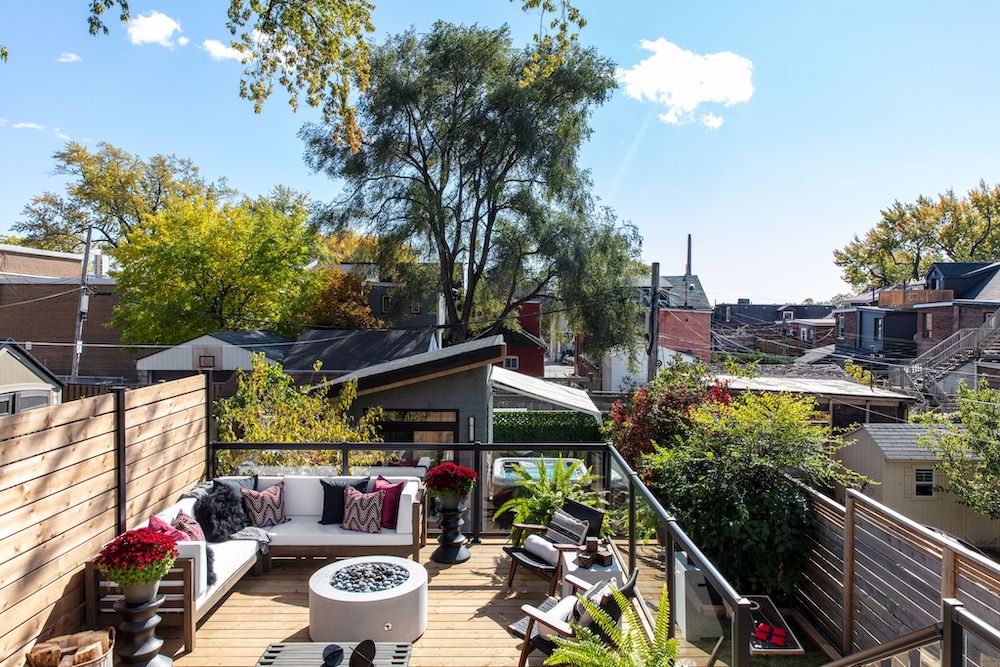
[14,141,230,251]
[301,22,642,355]
[110,190,316,344]
[2,1,584,153]
[834,181,1000,290]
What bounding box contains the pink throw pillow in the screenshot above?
[373,476,405,530]
[171,509,206,541]
[149,514,189,542]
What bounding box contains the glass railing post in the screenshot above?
[472,441,482,543]
[601,448,612,497]
[943,598,964,667]
[733,598,753,667]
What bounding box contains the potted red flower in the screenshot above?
[425,462,478,511]
[95,527,179,603]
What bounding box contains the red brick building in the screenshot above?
[0,245,139,381]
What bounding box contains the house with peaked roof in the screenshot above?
[283,329,438,376]
[912,261,1000,356]
[836,423,999,548]
[0,340,64,413]
[496,300,546,377]
[136,330,291,385]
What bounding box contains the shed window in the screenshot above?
[837,315,845,338]
[381,294,391,314]
[0,393,12,415]
[922,313,933,339]
[503,356,520,370]
[915,468,935,497]
[782,310,794,320]
[725,306,731,323]
[873,318,884,341]
[410,301,422,315]
[16,391,50,412]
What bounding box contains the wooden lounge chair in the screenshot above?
[507,569,639,667]
[502,498,605,595]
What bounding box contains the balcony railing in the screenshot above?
[877,289,953,307]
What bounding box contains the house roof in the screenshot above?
[718,373,914,401]
[0,339,64,387]
[850,423,971,461]
[962,263,1000,302]
[283,329,437,372]
[323,335,506,395]
[499,328,546,350]
[210,331,292,360]
[491,366,601,420]
[658,275,712,310]
[928,262,993,278]
[790,318,836,326]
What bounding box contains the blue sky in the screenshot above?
[3,1,1000,304]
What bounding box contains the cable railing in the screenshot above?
[209,439,754,666]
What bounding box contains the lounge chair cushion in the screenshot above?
[266,516,413,546]
[544,509,589,546]
[524,534,560,565]
[503,546,557,572]
[536,596,578,641]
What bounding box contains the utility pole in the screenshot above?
[70,225,94,383]
[647,262,661,383]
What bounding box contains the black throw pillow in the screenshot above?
[213,474,258,492]
[319,477,370,525]
[193,481,251,542]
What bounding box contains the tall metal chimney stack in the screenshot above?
[685,234,692,276]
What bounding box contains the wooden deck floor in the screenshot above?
[162,539,713,667]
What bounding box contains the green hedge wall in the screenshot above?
[494,411,603,443]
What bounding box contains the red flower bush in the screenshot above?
[95,527,179,586]
[425,462,478,498]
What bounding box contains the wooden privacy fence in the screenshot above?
[0,375,209,667]
[795,487,1000,660]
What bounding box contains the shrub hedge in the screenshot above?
[494,410,603,442]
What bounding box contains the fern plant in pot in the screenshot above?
[493,456,604,537]
[546,586,677,667]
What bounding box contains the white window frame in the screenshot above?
[782,310,794,321]
[837,315,845,339]
[503,356,520,370]
[874,318,884,341]
[725,306,732,323]
[915,468,935,497]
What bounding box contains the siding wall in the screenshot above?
[0,376,208,667]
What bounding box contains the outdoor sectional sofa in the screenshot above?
[85,473,426,651]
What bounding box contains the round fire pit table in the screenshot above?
[309,556,428,643]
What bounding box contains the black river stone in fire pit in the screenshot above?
[331,561,410,593]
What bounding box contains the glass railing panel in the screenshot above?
[857,641,941,667]
[606,454,632,573]
[672,546,733,667]
[965,632,999,667]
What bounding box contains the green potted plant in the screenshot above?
[425,462,478,510]
[493,457,603,536]
[95,527,179,603]
[546,585,677,667]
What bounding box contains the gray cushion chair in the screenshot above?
[507,568,640,667]
[502,498,606,595]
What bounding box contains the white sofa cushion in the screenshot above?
[196,539,259,608]
[266,516,412,546]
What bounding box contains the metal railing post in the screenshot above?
[340,444,350,475]
[472,441,482,543]
[665,526,675,639]
[942,599,964,667]
[734,598,753,667]
[843,494,857,655]
[628,478,637,574]
[112,386,127,535]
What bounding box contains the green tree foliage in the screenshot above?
[636,361,868,595]
[110,191,315,344]
[835,181,1000,290]
[844,359,873,386]
[215,353,383,473]
[921,381,1000,519]
[547,586,677,667]
[302,22,641,355]
[14,141,230,251]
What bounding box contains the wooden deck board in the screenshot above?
[164,539,715,667]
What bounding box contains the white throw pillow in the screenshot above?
[524,534,560,565]
[573,578,615,627]
[536,595,578,641]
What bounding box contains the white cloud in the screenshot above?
[0,118,6,126]
[177,36,189,47]
[127,11,184,47]
[52,128,70,140]
[12,122,44,130]
[701,112,725,129]
[618,38,754,128]
[56,52,82,63]
[202,39,243,62]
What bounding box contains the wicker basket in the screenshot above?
[27,628,115,667]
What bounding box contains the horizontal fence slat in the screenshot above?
[124,375,205,410]
[125,403,204,450]
[0,432,115,494]
[0,412,115,467]
[0,393,114,445]
[126,463,205,527]
[0,489,115,563]
[0,473,115,541]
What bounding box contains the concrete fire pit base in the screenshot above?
[308,556,428,643]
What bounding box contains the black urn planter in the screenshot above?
[431,494,471,564]
[113,594,173,666]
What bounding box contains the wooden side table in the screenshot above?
[256,642,412,666]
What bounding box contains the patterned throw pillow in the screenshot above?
[544,509,589,546]
[149,514,189,542]
[342,486,385,533]
[572,578,615,627]
[240,482,289,527]
[171,509,206,541]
